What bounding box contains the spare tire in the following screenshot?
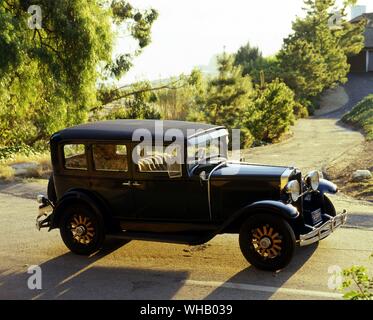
[47,175,57,204]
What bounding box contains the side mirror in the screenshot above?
[199,171,208,181]
[167,162,182,179]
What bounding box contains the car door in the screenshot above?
[131,143,212,223]
[88,142,136,219]
[185,175,211,221]
[131,160,188,221]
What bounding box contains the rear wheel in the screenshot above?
[239,214,296,271]
[59,204,105,255]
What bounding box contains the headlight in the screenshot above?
[285,180,300,202]
[305,171,320,191]
[36,194,45,204]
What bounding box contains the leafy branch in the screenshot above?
[342,264,373,300]
[92,78,188,113]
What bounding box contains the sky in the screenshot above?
[117,0,373,84]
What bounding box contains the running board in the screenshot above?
[107,230,213,245]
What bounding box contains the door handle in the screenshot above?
[122,181,131,186]
[132,181,142,187]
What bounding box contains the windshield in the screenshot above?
[187,129,228,172]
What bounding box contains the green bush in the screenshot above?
[246,79,296,144]
[342,95,373,141]
[0,145,40,161]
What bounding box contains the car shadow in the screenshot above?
[0,238,189,300]
[205,243,319,300]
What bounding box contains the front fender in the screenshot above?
[220,200,299,234]
[318,179,338,195]
[241,200,300,219]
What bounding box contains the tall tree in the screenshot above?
[204,53,253,126]
[278,0,365,108]
[234,41,264,77]
[188,53,256,147]
[278,38,327,101]
[0,0,157,147]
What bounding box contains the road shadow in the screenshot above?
[205,244,319,300]
[0,238,189,300]
[0,180,47,200]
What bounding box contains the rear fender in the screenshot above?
[51,189,113,230]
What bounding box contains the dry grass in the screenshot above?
[3,153,50,166]
[0,165,15,181]
[325,141,373,201]
[0,153,51,181]
[327,94,373,200]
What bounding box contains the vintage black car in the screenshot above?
[36,120,347,271]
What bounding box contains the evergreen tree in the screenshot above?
[278,0,365,108]
[234,42,264,77]
[190,53,255,147]
[278,38,327,101]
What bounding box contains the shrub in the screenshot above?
[342,95,373,141]
[0,165,15,181]
[0,145,40,161]
[247,79,296,143]
[342,265,373,300]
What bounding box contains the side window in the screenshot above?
[134,145,182,176]
[93,144,128,172]
[63,144,87,170]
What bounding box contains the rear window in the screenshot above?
[63,144,87,170]
[93,144,128,172]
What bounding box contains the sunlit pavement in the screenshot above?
[0,191,372,300]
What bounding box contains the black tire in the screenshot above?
[239,213,296,271]
[47,175,57,204]
[59,203,105,255]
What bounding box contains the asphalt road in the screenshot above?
[0,190,372,300]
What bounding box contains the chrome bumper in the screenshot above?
[299,210,347,246]
[36,195,54,230]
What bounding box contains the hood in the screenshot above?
[211,162,290,181]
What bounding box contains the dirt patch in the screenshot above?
[324,141,373,201]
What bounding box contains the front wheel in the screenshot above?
[59,203,105,255]
[239,214,296,271]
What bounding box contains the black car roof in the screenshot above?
[51,119,224,142]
